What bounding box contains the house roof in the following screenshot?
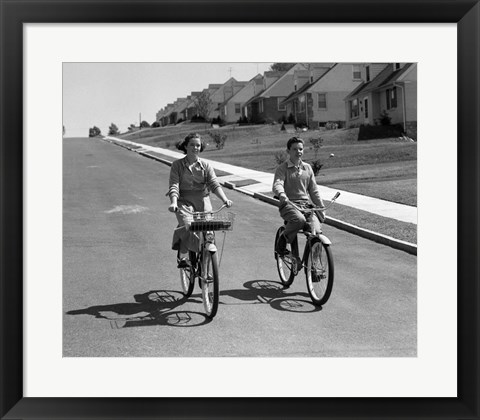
[281,64,338,105]
[243,64,310,107]
[344,63,414,100]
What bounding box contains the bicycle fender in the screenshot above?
[319,234,332,245]
[205,243,217,253]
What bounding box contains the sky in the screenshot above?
[63,62,273,138]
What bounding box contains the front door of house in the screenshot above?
[364,97,369,124]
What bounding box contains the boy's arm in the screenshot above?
[272,164,288,203]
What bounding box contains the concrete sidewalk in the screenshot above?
[103,136,417,255]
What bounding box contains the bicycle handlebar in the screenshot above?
[178,204,229,216]
[286,192,340,212]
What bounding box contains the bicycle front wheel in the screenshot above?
[305,238,334,306]
[275,226,296,287]
[179,251,195,297]
[201,250,219,318]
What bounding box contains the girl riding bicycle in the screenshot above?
[273,136,326,256]
[167,132,233,268]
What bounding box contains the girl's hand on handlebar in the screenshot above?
[224,199,233,208]
[168,203,178,213]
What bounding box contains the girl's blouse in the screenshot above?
[168,157,221,199]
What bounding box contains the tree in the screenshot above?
[193,91,214,121]
[108,123,119,135]
[140,120,150,128]
[269,63,295,72]
[127,124,136,131]
[88,126,101,137]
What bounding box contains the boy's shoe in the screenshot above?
[177,258,190,269]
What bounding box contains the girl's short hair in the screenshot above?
[287,136,304,150]
[176,132,206,153]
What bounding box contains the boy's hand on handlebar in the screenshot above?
[168,203,178,213]
[224,199,233,208]
[279,194,288,205]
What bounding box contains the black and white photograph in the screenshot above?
[3,5,479,416]
[62,62,418,357]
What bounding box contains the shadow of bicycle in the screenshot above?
[66,289,212,328]
[220,280,323,313]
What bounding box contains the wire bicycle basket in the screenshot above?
[184,212,235,232]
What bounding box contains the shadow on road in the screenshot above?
[66,279,322,328]
[66,289,212,328]
[220,280,323,313]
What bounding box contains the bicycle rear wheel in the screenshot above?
[305,237,334,306]
[178,251,195,297]
[275,226,296,287]
[201,250,219,318]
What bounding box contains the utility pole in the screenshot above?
[139,113,141,129]
[228,67,233,77]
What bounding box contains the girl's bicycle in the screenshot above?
[274,192,340,306]
[176,204,235,319]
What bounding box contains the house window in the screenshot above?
[391,87,397,108]
[366,66,370,82]
[353,65,362,80]
[350,99,359,118]
[259,100,264,113]
[318,93,327,109]
[277,97,286,111]
[298,95,306,112]
[235,103,241,114]
[386,87,397,109]
[394,63,401,70]
[310,75,314,83]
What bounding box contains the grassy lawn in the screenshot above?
[119,123,417,244]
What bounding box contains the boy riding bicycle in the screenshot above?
[273,137,326,256]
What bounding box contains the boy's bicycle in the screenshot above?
[176,204,235,319]
[274,192,340,306]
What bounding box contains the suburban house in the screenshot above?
[158,103,175,126]
[344,63,417,138]
[188,84,222,121]
[282,63,365,128]
[243,65,309,124]
[182,91,202,121]
[207,78,248,120]
[167,97,189,125]
[218,74,264,123]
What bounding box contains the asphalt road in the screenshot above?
[63,137,417,357]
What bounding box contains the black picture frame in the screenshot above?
[1,0,479,419]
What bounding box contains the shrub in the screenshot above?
[310,160,323,175]
[325,121,338,130]
[287,113,296,124]
[274,150,288,165]
[379,110,391,126]
[308,136,324,159]
[358,123,404,140]
[191,115,206,122]
[207,131,227,149]
[151,121,160,128]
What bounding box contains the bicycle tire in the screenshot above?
[275,226,296,287]
[305,237,334,306]
[178,251,195,297]
[201,250,219,318]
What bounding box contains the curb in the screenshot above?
[102,137,417,256]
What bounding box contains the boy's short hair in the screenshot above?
[176,132,206,153]
[287,136,304,150]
